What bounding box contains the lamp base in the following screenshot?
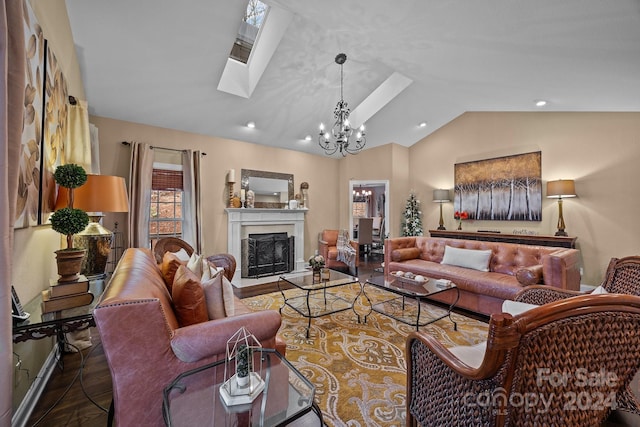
[437,225,446,230]
[554,230,568,237]
[73,217,113,279]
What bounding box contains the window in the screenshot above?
[229,0,269,64]
[149,167,183,248]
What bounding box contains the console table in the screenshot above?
[12,279,105,344]
[428,230,577,249]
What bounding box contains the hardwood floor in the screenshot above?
[24,251,638,426]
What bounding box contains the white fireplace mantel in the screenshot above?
[225,208,307,285]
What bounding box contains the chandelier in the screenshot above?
[318,53,366,156]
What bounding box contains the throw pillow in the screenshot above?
[221,276,235,316]
[172,265,209,327]
[390,247,421,262]
[591,285,609,294]
[161,252,185,292]
[201,268,227,319]
[186,252,205,277]
[174,248,191,262]
[515,265,543,286]
[441,246,492,272]
[502,299,540,316]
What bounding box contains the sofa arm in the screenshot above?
[542,248,581,291]
[171,310,282,363]
[384,237,418,276]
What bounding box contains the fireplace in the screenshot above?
[241,232,295,278]
[225,207,307,285]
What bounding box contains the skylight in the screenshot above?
[229,0,269,64]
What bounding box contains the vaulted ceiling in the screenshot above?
[65,0,640,156]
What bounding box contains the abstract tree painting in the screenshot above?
[454,151,542,221]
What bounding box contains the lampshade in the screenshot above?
[55,175,129,212]
[432,189,451,203]
[546,180,576,199]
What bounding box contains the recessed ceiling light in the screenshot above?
[418,122,427,128]
[304,135,312,141]
[535,100,547,107]
[246,121,256,128]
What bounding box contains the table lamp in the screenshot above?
[432,189,451,230]
[55,175,129,278]
[546,179,576,236]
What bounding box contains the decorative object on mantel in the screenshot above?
[547,179,577,236]
[50,164,90,282]
[227,169,236,208]
[300,182,309,208]
[231,193,241,208]
[245,189,255,208]
[318,53,366,156]
[432,189,450,230]
[402,192,423,236]
[454,210,469,230]
[221,327,264,406]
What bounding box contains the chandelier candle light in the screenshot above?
[318,53,366,156]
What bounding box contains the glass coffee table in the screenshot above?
[163,348,322,426]
[362,275,460,331]
[278,269,359,338]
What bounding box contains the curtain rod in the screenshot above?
[121,141,206,156]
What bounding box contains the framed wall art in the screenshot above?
[454,151,542,221]
[15,0,45,229]
[39,39,69,224]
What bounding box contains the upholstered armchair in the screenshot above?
[406,293,640,426]
[513,255,640,306]
[318,229,359,272]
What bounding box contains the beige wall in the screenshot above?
[90,116,342,259]
[410,112,640,285]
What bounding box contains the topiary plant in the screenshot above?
[51,164,90,249]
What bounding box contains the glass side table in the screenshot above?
[163,348,322,426]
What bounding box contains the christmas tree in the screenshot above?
[402,192,423,236]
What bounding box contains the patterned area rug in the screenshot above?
[243,282,489,426]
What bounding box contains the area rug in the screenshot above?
[243,282,489,426]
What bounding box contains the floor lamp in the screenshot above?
[56,175,129,278]
[546,179,576,237]
[432,189,451,230]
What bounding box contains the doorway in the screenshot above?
[349,180,389,253]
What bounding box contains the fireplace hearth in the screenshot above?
[241,232,295,278]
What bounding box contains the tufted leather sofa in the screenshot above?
[94,248,286,426]
[384,236,580,316]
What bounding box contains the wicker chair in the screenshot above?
[153,237,237,281]
[514,256,640,306]
[406,293,640,426]
[153,236,194,263]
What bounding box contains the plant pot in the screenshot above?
[55,249,86,282]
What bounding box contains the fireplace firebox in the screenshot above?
[241,232,295,278]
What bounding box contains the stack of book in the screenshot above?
[41,275,94,313]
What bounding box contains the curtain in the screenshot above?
[89,123,100,174]
[181,150,202,253]
[64,99,91,171]
[128,142,154,248]
[1,0,25,424]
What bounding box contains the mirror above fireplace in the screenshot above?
[241,169,294,208]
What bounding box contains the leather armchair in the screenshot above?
[406,293,640,426]
[318,229,359,271]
